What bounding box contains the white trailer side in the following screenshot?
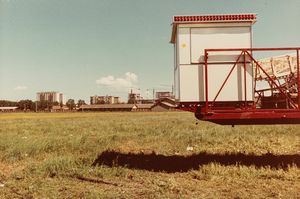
[171,14,257,103]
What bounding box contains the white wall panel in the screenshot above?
[191,27,251,63]
[177,28,190,64]
[206,64,253,101]
[175,24,254,102]
[178,64,253,102]
[174,67,180,101]
[179,65,204,102]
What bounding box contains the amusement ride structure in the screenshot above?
[171,14,300,125]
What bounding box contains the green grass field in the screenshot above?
[0,112,299,198]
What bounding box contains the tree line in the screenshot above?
[0,99,86,111]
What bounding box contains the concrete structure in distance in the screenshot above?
[90,95,120,105]
[36,91,63,104]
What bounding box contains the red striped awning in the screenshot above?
[173,14,256,23]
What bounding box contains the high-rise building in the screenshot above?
[90,95,120,105]
[36,92,63,104]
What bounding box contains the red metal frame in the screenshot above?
[180,47,300,125]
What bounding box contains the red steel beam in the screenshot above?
[243,51,247,107]
[297,50,300,109]
[206,47,300,52]
[195,109,300,125]
[205,50,209,112]
[192,47,300,124]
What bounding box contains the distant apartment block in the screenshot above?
[90,95,120,105]
[36,91,63,104]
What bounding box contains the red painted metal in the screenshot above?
[297,50,300,109]
[173,14,256,23]
[180,47,300,125]
[204,51,209,112]
[195,109,300,125]
[205,47,299,52]
[243,51,247,107]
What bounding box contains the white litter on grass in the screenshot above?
[0,183,4,188]
[186,146,194,151]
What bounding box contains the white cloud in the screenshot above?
[14,86,27,90]
[96,72,138,90]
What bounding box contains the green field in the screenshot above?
[0,112,299,198]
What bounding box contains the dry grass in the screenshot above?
[0,112,299,198]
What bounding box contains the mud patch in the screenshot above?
[93,150,300,173]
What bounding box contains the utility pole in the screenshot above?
[153,88,155,101]
[172,84,174,94]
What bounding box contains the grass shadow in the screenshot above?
[92,150,300,173]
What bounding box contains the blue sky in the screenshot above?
[0,0,300,103]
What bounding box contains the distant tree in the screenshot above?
[46,101,59,110]
[52,101,59,106]
[37,100,48,111]
[0,100,18,107]
[18,100,35,111]
[66,99,76,110]
[36,100,58,111]
[77,99,86,107]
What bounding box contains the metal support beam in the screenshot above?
[297,50,300,109]
[204,50,209,112]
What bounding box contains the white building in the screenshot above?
[90,95,120,104]
[171,14,256,103]
[36,91,63,104]
[155,91,174,99]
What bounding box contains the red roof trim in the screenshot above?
[173,14,256,22]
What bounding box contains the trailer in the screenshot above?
[171,14,300,125]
